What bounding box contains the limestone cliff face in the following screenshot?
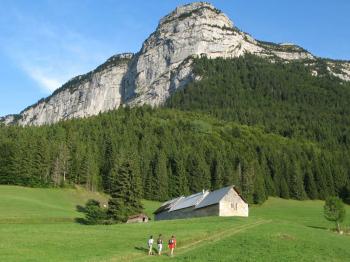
[5,53,133,126]
[1,2,349,126]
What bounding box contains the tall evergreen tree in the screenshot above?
[152,150,169,201]
[241,161,257,204]
[253,169,267,204]
[168,155,189,197]
[186,154,210,193]
[304,165,318,199]
[101,136,115,193]
[107,156,143,222]
[289,160,306,200]
[210,154,224,190]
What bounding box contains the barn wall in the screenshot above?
[219,188,248,217]
[155,207,194,221]
[194,204,220,217]
[155,204,219,221]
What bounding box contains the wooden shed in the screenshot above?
[126,213,149,224]
[154,186,248,221]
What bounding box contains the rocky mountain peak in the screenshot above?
[126,2,261,106]
[158,2,230,27]
[2,2,350,126]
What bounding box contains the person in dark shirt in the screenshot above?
[157,234,163,255]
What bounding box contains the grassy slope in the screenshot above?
[167,199,350,262]
[0,185,108,223]
[0,186,349,262]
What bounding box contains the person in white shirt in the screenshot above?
[148,235,154,255]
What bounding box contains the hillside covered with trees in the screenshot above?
[167,55,350,149]
[0,109,349,205]
[0,55,350,205]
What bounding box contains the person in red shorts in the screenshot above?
[168,235,176,257]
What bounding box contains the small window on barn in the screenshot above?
[231,203,237,210]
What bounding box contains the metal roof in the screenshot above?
[153,196,183,214]
[170,191,208,211]
[155,185,241,214]
[195,186,233,209]
[161,196,182,207]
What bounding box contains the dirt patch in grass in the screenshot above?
[275,233,296,241]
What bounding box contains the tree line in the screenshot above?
[1,107,349,205]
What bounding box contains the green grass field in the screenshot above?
[0,186,349,262]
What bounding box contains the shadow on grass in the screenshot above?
[75,205,89,224]
[75,217,88,225]
[135,246,149,253]
[134,247,166,256]
[307,225,328,230]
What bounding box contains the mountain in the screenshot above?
[1,3,350,205]
[2,2,349,126]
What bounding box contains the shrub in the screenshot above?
[83,199,108,225]
[324,196,346,232]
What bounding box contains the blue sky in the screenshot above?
[0,0,349,116]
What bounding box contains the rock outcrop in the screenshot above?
[1,2,349,126]
[3,53,133,126]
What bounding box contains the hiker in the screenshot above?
[168,235,176,257]
[148,235,154,255]
[157,234,163,256]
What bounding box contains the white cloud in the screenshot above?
[23,67,63,92]
[0,8,115,94]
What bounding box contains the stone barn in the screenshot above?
[126,213,149,224]
[154,186,248,221]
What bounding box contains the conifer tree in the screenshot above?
[241,161,256,204]
[304,166,318,199]
[8,143,26,185]
[82,149,100,192]
[107,156,143,222]
[211,155,224,190]
[186,154,210,193]
[253,170,267,204]
[168,155,189,197]
[289,161,306,200]
[101,137,115,193]
[0,141,14,184]
[152,150,169,201]
[32,140,50,186]
[280,177,290,199]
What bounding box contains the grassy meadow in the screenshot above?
[0,186,349,261]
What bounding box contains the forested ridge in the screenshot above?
[1,55,350,205]
[167,55,350,149]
